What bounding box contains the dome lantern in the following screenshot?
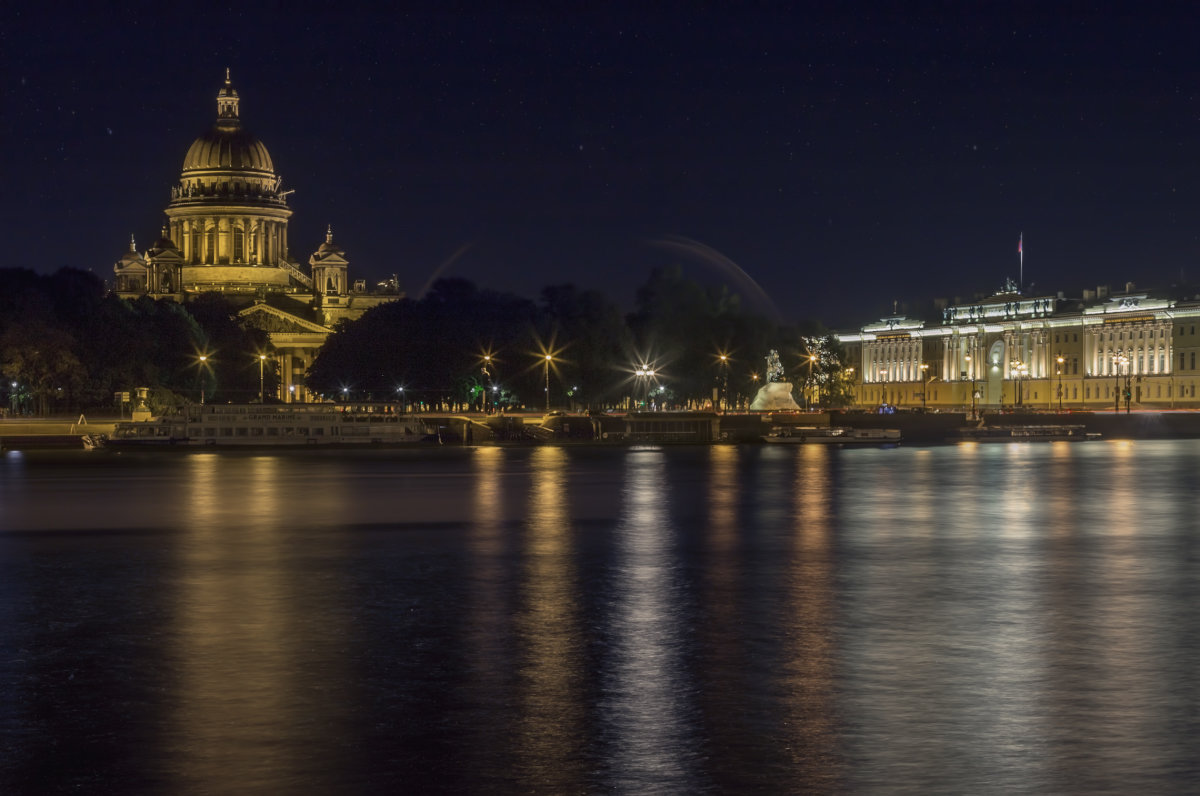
[216,68,240,123]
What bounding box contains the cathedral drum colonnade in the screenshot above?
[112,72,401,401]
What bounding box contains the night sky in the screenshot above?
[6,4,1200,327]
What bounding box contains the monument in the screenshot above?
[749,350,801,411]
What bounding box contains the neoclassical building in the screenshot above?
[837,279,1200,411]
[112,71,401,401]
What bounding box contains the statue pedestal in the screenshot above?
[749,381,800,411]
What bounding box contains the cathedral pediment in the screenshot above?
[238,302,331,334]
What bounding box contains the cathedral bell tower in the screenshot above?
[310,225,351,324]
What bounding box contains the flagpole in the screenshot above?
[1019,232,1024,292]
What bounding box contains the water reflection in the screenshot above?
[168,454,349,793]
[514,446,585,791]
[461,447,515,783]
[600,448,699,792]
[2,443,1199,792]
[780,445,841,788]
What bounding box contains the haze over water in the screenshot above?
[1,442,1198,794]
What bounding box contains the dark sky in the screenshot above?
[5,4,1200,327]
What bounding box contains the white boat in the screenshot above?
[763,426,901,444]
[955,424,1100,442]
[108,403,431,448]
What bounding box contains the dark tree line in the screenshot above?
[0,265,853,416]
[0,268,273,415]
[307,266,855,411]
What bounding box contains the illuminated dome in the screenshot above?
[182,127,274,174]
[178,69,276,180]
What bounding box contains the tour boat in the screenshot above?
[108,403,430,448]
[762,426,901,444]
[954,424,1100,443]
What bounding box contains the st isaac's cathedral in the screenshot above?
[112,71,401,401]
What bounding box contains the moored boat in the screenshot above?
[954,424,1100,442]
[108,403,429,448]
[763,426,901,444]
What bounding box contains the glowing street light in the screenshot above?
[1056,354,1065,413]
[544,354,553,412]
[718,353,729,414]
[635,364,655,409]
[481,354,495,414]
[965,354,976,419]
[1010,359,1029,407]
[805,353,818,410]
[1112,353,1130,413]
[197,354,209,405]
[258,353,268,403]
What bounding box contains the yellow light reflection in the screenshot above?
[781,445,840,783]
[170,454,346,792]
[514,447,584,791]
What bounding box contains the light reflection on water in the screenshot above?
[1,442,1199,793]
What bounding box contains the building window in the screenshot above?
[1192,352,1196,371]
[1073,387,1078,399]
[233,227,244,262]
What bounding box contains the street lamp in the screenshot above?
[1112,353,1129,413]
[198,354,208,405]
[718,353,729,414]
[1010,359,1028,408]
[806,353,817,410]
[879,368,888,406]
[544,354,553,412]
[965,354,976,419]
[635,364,655,409]
[258,354,267,403]
[481,355,494,414]
[919,363,929,409]
[1056,354,1065,413]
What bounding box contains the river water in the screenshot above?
[1,441,1198,794]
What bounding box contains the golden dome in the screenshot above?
[182,127,274,174]
[180,70,275,177]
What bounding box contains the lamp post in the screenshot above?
[482,355,493,414]
[1056,354,1065,413]
[718,354,729,414]
[258,354,267,403]
[635,365,655,409]
[1112,353,1128,412]
[1010,359,1028,408]
[965,354,976,419]
[198,355,208,405]
[919,363,929,409]
[544,354,553,412]
[879,368,888,406]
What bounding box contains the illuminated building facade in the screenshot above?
[111,72,402,401]
[837,280,1200,410]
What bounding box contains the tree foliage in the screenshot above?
[0,265,852,415]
